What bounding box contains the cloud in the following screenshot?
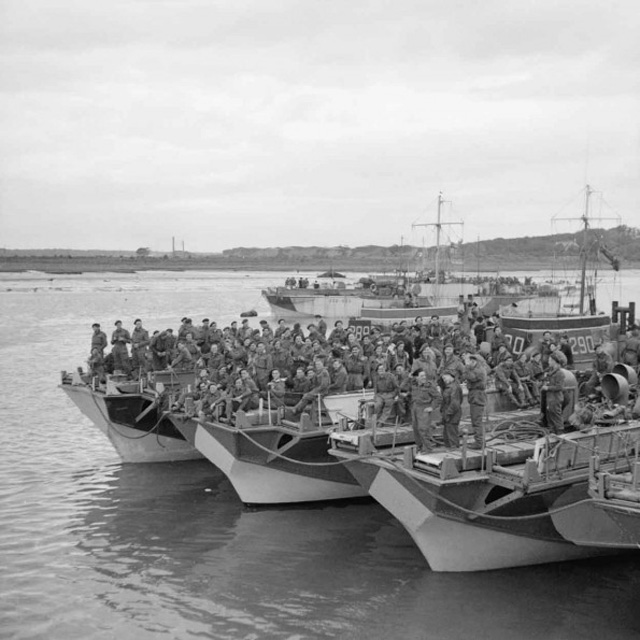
[0,0,638,252]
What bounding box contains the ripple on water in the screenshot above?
[2,271,640,640]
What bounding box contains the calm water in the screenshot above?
[1,269,640,640]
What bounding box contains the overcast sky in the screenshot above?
[1,0,638,253]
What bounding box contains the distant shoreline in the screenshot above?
[0,255,636,276]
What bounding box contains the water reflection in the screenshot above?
[68,458,640,639]
[70,460,426,638]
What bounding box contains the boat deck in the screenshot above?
[331,413,640,493]
[331,408,540,455]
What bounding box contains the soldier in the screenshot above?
[394,363,412,422]
[183,332,201,361]
[583,343,614,396]
[211,365,230,390]
[472,315,487,346]
[311,340,329,364]
[410,370,442,453]
[292,359,330,416]
[490,326,510,357]
[239,319,252,341]
[87,347,105,382]
[165,328,177,361]
[271,339,293,378]
[541,352,566,434]
[259,319,274,343]
[328,320,347,344]
[315,314,328,337]
[290,334,310,372]
[622,324,640,368]
[207,343,227,375]
[266,369,287,422]
[252,341,273,392]
[411,344,438,381]
[178,318,195,341]
[494,354,525,408]
[441,372,463,449]
[438,342,465,384]
[130,318,150,378]
[344,345,368,390]
[361,334,375,358]
[328,358,348,394]
[513,353,535,406]
[368,344,389,386]
[150,330,170,370]
[197,319,211,352]
[228,338,248,372]
[91,323,108,355]
[170,341,194,371]
[373,363,399,425]
[199,383,226,421]
[111,320,131,375]
[290,366,312,395]
[236,368,260,411]
[394,341,412,370]
[463,353,487,449]
[426,315,444,352]
[274,319,288,339]
[558,334,574,369]
[538,331,555,369]
[528,351,544,402]
[307,323,327,346]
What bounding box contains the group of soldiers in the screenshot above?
[87,313,640,454]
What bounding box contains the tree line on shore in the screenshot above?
[1,225,639,270]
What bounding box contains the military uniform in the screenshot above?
[111,326,131,375]
[373,372,399,424]
[131,326,150,375]
[622,333,640,367]
[464,362,487,447]
[150,332,170,370]
[91,329,108,355]
[544,366,565,434]
[441,379,463,448]
[294,367,331,415]
[345,353,368,390]
[410,378,442,452]
[584,350,614,396]
[252,351,273,391]
[328,364,348,394]
[494,360,525,407]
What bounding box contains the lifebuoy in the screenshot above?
[370,284,378,294]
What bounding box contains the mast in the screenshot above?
[555,184,618,316]
[435,193,442,286]
[412,192,463,289]
[578,184,592,315]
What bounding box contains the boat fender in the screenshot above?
[412,283,421,296]
[370,284,378,294]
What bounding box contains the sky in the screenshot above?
[1,0,639,253]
